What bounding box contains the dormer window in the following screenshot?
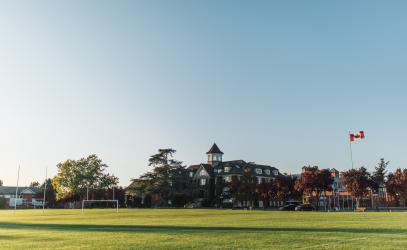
[265,169,270,175]
[273,170,279,176]
[255,168,262,175]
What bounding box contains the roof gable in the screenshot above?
[192,164,212,178]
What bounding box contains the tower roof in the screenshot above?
[206,143,224,154]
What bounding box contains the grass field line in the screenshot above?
[295,236,369,250]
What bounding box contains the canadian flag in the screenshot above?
[350,131,365,142]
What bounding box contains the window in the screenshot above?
[273,170,279,176]
[200,179,207,186]
[224,167,231,173]
[257,177,262,184]
[255,168,262,175]
[189,172,194,177]
[265,169,270,175]
[224,176,232,182]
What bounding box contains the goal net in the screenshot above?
[81,200,119,213]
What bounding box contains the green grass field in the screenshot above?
[0,209,406,249]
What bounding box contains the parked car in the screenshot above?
[279,204,297,211]
[295,204,316,211]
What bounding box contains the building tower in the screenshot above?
[207,143,223,165]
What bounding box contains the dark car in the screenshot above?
[295,204,316,211]
[279,204,297,211]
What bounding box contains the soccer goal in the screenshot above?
[81,200,119,213]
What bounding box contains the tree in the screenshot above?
[128,149,189,207]
[256,180,270,207]
[40,178,57,208]
[318,168,334,200]
[52,154,118,201]
[372,158,389,192]
[269,174,300,202]
[295,166,333,210]
[127,175,154,207]
[237,167,256,208]
[30,181,40,188]
[0,197,5,209]
[386,168,407,206]
[342,167,372,208]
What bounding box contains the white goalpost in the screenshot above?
[81,200,119,213]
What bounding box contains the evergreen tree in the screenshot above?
[128,149,189,207]
[40,178,57,208]
[372,158,389,192]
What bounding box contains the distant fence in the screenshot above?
[365,207,407,212]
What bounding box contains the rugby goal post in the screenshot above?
[81,200,119,213]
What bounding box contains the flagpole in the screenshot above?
[348,132,355,210]
[43,167,47,212]
[14,165,21,213]
[349,132,354,169]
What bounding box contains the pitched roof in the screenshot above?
[206,143,224,154]
[211,160,279,177]
[0,186,41,195]
[187,164,202,171]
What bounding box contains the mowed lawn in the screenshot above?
[0,209,407,249]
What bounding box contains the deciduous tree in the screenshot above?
[386,168,407,206]
[52,154,118,200]
[342,167,372,208]
[295,166,333,209]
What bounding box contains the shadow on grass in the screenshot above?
[0,235,28,240]
[0,222,406,235]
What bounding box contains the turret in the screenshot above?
[207,143,223,165]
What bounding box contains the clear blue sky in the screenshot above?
[1,1,406,186]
